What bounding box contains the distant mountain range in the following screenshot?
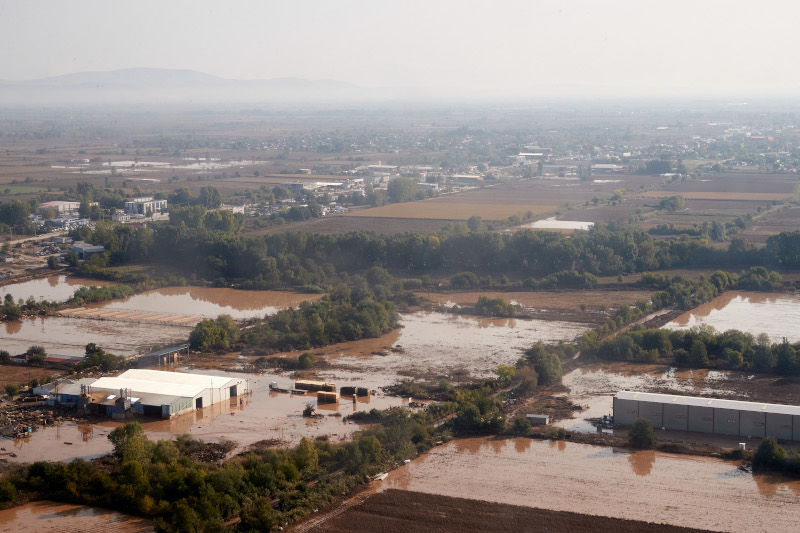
[0,68,402,105]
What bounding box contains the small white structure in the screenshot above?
[526,414,551,426]
[111,210,130,222]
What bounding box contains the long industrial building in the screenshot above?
[46,369,249,419]
[613,391,800,441]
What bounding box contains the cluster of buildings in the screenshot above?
[33,201,92,231]
[36,369,248,420]
[30,197,169,232]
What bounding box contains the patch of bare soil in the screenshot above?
[0,365,62,390]
[244,215,454,236]
[303,489,712,533]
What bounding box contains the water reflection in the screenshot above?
[99,286,324,320]
[488,437,508,454]
[664,291,800,343]
[4,319,22,335]
[0,275,114,303]
[514,437,532,453]
[628,450,656,476]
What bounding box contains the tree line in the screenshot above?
[73,211,800,289]
[189,282,399,354]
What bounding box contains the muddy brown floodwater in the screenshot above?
[551,362,800,449]
[0,315,189,356]
[420,289,653,311]
[316,311,589,386]
[0,274,113,303]
[0,500,152,532]
[372,437,800,533]
[94,286,324,320]
[3,369,412,463]
[664,291,800,342]
[0,282,323,356]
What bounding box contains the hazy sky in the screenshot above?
[2,0,799,98]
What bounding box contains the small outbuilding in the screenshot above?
[526,414,551,426]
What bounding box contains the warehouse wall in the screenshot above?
[688,405,714,433]
[739,411,765,438]
[613,397,639,425]
[713,408,739,436]
[638,401,663,428]
[663,404,688,431]
[615,396,800,442]
[765,413,792,441]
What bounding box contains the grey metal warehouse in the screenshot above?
[613,391,800,441]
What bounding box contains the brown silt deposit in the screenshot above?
[367,437,800,533]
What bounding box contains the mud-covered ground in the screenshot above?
[301,489,711,533]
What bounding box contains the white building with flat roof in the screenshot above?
[39,201,81,215]
[89,369,249,419]
[125,197,168,216]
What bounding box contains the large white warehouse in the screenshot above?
[614,391,800,441]
[87,369,249,419]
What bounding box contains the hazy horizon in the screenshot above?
[3,0,800,100]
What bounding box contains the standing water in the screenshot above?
[0,501,152,532]
[375,437,800,533]
[663,291,800,342]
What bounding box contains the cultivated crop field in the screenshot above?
[641,190,791,202]
[245,215,456,236]
[348,201,558,221]
[739,205,800,243]
[657,172,797,195]
[303,489,710,533]
[349,175,662,222]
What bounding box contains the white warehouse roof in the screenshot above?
[91,376,205,399]
[91,369,243,401]
[118,369,239,389]
[615,391,800,417]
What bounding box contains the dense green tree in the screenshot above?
[525,343,562,386]
[688,339,709,368]
[4,384,19,399]
[753,437,787,470]
[659,195,685,212]
[198,186,222,209]
[387,177,418,203]
[629,418,656,449]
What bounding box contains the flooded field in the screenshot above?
[0,315,188,356]
[0,282,324,356]
[95,286,323,320]
[547,361,800,450]
[664,291,800,342]
[373,437,800,533]
[555,364,739,434]
[317,311,589,386]
[0,274,113,303]
[3,369,411,463]
[421,290,653,311]
[0,501,152,532]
